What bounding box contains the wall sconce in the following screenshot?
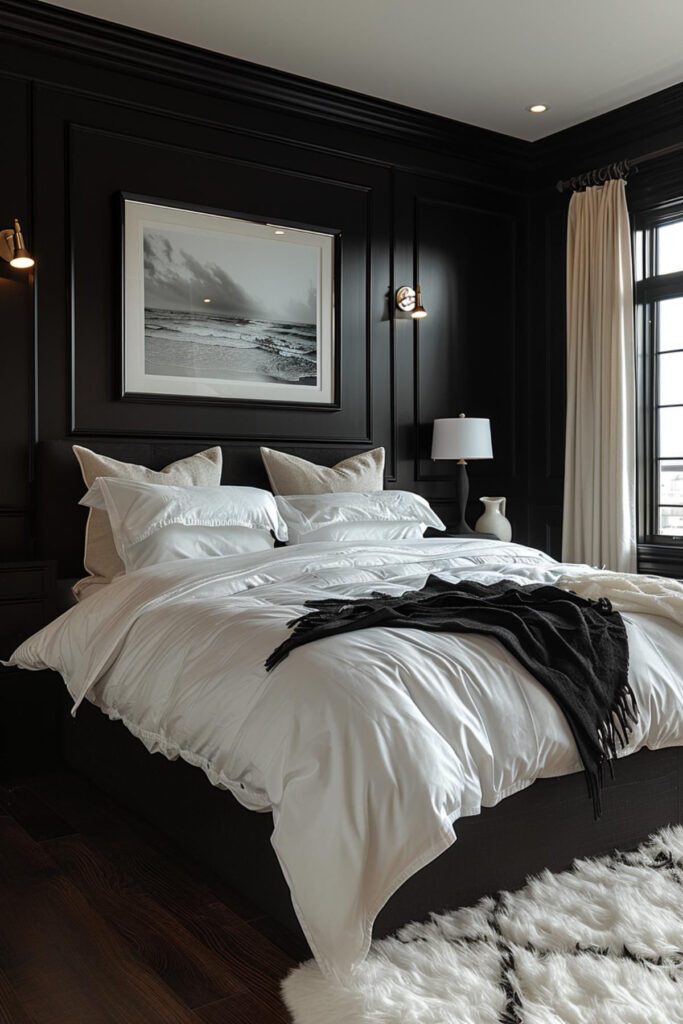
[1,219,35,269]
[396,284,427,319]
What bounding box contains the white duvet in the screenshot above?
[8,537,683,978]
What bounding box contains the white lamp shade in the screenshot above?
[431,417,493,460]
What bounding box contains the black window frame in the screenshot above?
[633,201,683,578]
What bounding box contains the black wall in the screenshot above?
[3,0,683,570]
[0,0,533,566]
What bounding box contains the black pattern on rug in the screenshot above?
[283,827,683,1024]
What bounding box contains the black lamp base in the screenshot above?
[452,461,474,534]
[449,523,476,535]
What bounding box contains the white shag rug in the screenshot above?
[282,826,683,1024]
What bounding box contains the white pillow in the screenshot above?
[80,478,287,572]
[293,521,426,544]
[73,444,222,584]
[116,523,275,572]
[275,491,445,544]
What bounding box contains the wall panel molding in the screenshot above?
[412,193,519,486]
[27,91,394,451]
[532,80,683,188]
[0,73,33,560]
[1,1,532,565]
[0,0,529,181]
[0,509,32,560]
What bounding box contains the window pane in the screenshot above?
[659,406,683,457]
[657,220,683,275]
[634,229,644,281]
[658,506,683,536]
[658,351,683,405]
[659,460,683,504]
[658,296,683,352]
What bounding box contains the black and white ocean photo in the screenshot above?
[123,200,335,404]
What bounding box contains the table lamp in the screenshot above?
[431,414,493,534]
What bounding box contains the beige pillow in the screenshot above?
[260,447,384,495]
[73,445,222,591]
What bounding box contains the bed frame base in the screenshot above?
[62,699,683,949]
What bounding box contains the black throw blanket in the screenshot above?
[265,575,637,816]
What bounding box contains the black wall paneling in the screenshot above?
[1,0,536,571]
[36,90,389,447]
[523,194,567,556]
[0,1,529,190]
[393,172,526,530]
[7,0,683,574]
[0,74,33,560]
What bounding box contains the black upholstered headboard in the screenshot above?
[36,439,369,578]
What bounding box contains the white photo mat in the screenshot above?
[123,198,335,404]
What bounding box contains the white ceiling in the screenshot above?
[47,0,683,141]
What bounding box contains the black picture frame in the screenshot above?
[118,192,342,411]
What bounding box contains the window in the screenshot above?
[634,207,683,562]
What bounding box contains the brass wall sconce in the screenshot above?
[1,219,35,269]
[396,284,427,319]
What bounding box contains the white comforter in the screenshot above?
[8,538,683,978]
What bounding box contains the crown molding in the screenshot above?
[8,0,682,193]
[531,80,683,189]
[0,0,530,175]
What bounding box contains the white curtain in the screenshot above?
[562,178,637,572]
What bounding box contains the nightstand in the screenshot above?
[0,561,63,780]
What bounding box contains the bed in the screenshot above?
[12,440,683,978]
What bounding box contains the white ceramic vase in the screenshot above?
[475,496,512,541]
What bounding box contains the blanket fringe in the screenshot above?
[590,682,639,818]
[597,683,638,763]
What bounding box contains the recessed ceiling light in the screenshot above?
[203,298,211,303]
[274,229,285,235]
[527,104,548,114]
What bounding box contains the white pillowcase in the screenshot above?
[80,477,288,572]
[275,490,445,545]
[118,523,275,572]
[293,521,426,544]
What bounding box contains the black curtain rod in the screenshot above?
[556,140,683,193]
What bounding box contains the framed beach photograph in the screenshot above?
[121,196,337,406]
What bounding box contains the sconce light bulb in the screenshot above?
[410,284,427,319]
[4,219,34,269]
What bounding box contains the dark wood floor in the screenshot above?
[0,770,308,1023]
